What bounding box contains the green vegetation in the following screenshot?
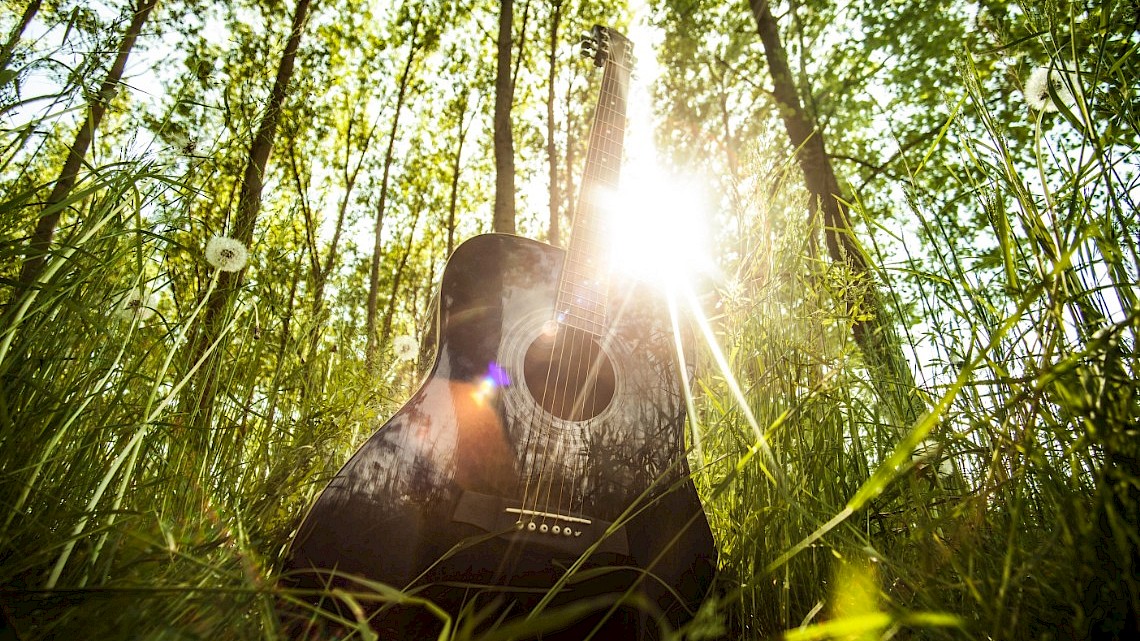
[1,0,1137,639]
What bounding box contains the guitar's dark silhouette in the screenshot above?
[282,26,716,640]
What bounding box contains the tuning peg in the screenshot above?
[579,36,596,59]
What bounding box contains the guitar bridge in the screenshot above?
[506,507,589,537]
[452,490,628,556]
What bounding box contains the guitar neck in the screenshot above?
[556,31,632,336]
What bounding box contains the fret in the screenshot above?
[555,309,608,336]
[563,263,606,280]
[559,269,604,289]
[557,278,606,301]
[556,300,606,320]
[557,274,606,294]
[555,302,607,321]
[566,238,606,258]
[557,295,605,312]
[557,285,606,308]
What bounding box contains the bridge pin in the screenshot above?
[552,525,561,534]
[539,524,549,533]
[527,522,536,531]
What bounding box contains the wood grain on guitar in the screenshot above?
[280,25,717,641]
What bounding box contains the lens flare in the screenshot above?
[472,363,510,406]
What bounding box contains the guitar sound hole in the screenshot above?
[523,326,616,421]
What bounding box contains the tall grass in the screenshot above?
[2,6,1138,641]
[689,18,1138,639]
[0,162,389,637]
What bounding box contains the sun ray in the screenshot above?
[680,287,783,487]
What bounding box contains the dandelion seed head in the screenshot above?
[1024,66,1077,113]
[205,236,249,272]
[1025,68,1056,111]
[393,335,418,361]
[115,286,155,322]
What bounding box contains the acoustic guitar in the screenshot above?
[282,25,717,640]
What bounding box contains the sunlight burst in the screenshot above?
[594,22,714,296]
[604,162,713,292]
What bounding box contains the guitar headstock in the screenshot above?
[579,25,633,70]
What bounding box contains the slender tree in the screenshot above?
[446,80,475,256]
[365,6,423,365]
[544,0,563,246]
[0,0,44,70]
[492,0,516,234]
[562,81,577,240]
[379,199,424,351]
[17,0,160,290]
[285,97,375,366]
[192,0,314,423]
[512,0,532,90]
[747,0,924,425]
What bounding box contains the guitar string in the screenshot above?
[519,223,590,529]
[563,52,628,521]
[560,50,628,523]
[527,297,575,528]
[549,276,601,520]
[527,47,605,526]
[518,34,630,536]
[559,293,603,520]
[549,58,614,523]
[556,54,628,524]
[529,63,614,529]
[516,302,563,525]
[543,320,579,526]
[549,52,624,522]
[523,195,590,524]
[562,222,609,520]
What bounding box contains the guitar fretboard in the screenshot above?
[556,34,631,336]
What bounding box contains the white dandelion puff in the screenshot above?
[1025,66,1077,112]
[393,335,418,362]
[205,236,249,272]
[114,286,155,322]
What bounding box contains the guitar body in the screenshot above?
[284,233,716,639]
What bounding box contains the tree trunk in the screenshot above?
[545,0,562,247]
[379,203,424,352]
[0,0,43,69]
[289,110,370,409]
[366,13,421,365]
[447,88,473,257]
[747,0,924,425]
[511,0,532,90]
[191,0,313,426]
[17,0,159,289]
[230,0,311,248]
[493,0,516,234]
[562,85,576,239]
